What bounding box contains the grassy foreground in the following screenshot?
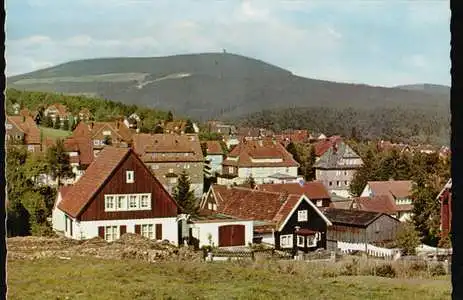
[39,126,72,140]
[7,257,451,300]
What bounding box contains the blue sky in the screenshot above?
[6,0,450,87]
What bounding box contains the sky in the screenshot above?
[6,0,451,87]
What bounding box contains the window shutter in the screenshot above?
[156,224,162,240]
[135,224,141,234]
[120,225,127,236]
[98,226,105,238]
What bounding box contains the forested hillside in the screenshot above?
[236,106,450,146]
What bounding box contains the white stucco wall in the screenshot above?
[191,183,204,199]
[360,185,372,197]
[206,154,223,174]
[189,220,253,248]
[52,193,65,233]
[255,232,275,246]
[329,189,352,199]
[238,166,298,183]
[60,215,179,245]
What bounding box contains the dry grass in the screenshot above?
[7,256,451,300]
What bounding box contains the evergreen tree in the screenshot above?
[349,148,377,196]
[184,119,195,133]
[304,145,316,181]
[395,222,421,255]
[103,135,112,146]
[62,119,70,131]
[245,175,256,189]
[173,171,198,216]
[45,139,74,186]
[54,116,61,129]
[167,111,174,122]
[286,142,303,174]
[153,124,164,133]
[411,178,440,246]
[44,115,53,128]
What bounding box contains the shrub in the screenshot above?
[410,261,428,272]
[341,258,360,276]
[373,263,396,278]
[429,263,447,276]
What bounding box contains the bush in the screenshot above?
[341,258,360,276]
[429,263,447,276]
[410,261,428,272]
[373,263,396,278]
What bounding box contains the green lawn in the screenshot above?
[7,257,451,300]
[39,126,72,140]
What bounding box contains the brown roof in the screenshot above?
[72,121,133,143]
[47,103,70,117]
[256,182,330,200]
[133,133,203,162]
[209,185,308,228]
[313,136,343,157]
[57,147,131,218]
[205,141,224,155]
[321,208,387,227]
[164,121,187,133]
[351,195,398,215]
[7,115,41,144]
[63,136,94,165]
[367,180,413,199]
[331,200,353,210]
[223,139,299,168]
[237,127,261,138]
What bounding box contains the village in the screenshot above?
[5,101,453,263]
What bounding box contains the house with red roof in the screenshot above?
[6,115,42,152]
[220,138,301,185]
[63,136,95,181]
[52,147,181,244]
[44,103,71,125]
[360,180,414,222]
[203,141,225,176]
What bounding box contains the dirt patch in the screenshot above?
[7,234,202,263]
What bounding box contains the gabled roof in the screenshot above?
[205,141,224,155]
[63,136,94,165]
[6,115,41,144]
[313,136,343,157]
[351,195,398,215]
[313,141,362,170]
[223,139,299,168]
[367,180,413,199]
[133,133,203,162]
[256,182,331,199]
[321,208,397,227]
[57,147,132,218]
[46,103,70,116]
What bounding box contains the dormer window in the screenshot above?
[126,170,134,183]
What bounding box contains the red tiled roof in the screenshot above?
[256,182,330,200]
[367,180,413,199]
[352,195,398,215]
[205,141,224,155]
[72,121,133,143]
[7,115,41,144]
[57,147,131,218]
[223,139,299,168]
[313,136,343,157]
[133,133,203,162]
[64,136,94,165]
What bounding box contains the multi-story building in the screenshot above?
[6,115,42,152]
[133,133,204,198]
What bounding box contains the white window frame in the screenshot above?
[307,235,317,247]
[169,168,174,173]
[297,235,305,247]
[94,140,100,145]
[280,234,293,248]
[297,210,308,222]
[228,166,234,173]
[212,203,217,211]
[140,194,150,209]
[208,202,213,210]
[103,130,111,136]
[152,164,159,170]
[105,195,116,211]
[126,170,135,183]
[316,200,323,207]
[128,194,139,210]
[104,226,119,242]
[117,195,127,210]
[141,224,154,239]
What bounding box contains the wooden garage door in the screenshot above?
[218,225,245,247]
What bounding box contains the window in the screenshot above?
[297,235,305,247]
[297,210,308,222]
[228,166,234,173]
[141,224,154,239]
[208,202,212,210]
[316,200,323,207]
[170,178,177,184]
[129,195,138,209]
[140,194,150,209]
[184,164,190,169]
[27,145,35,152]
[344,181,348,186]
[94,140,100,145]
[329,181,333,186]
[126,171,134,183]
[104,226,119,242]
[169,168,174,173]
[280,234,293,248]
[152,164,159,170]
[307,235,317,247]
[336,181,340,187]
[117,195,127,210]
[212,203,217,211]
[105,195,115,211]
[103,130,111,136]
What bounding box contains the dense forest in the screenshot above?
[6,88,170,133]
[237,107,450,146]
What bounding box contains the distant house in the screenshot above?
[71,121,133,156]
[436,179,452,238]
[164,120,187,134]
[206,120,237,137]
[63,136,94,181]
[275,129,309,146]
[350,195,399,217]
[52,147,180,244]
[132,133,204,198]
[220,138,301,185]
[6,115,42,152]
[236,127,262,141]
[313,136,343,158]
[44,103,71,124]
[203,141,225,176]
[78,108,92,122]
[313,141,363,198]
[224,135,240,149]
[360,180,414,222]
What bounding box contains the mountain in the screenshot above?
[395,84,450,96]
[7,53,449,120]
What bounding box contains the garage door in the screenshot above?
[218,225,245,247]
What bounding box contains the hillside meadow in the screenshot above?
[6,256,451,300]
